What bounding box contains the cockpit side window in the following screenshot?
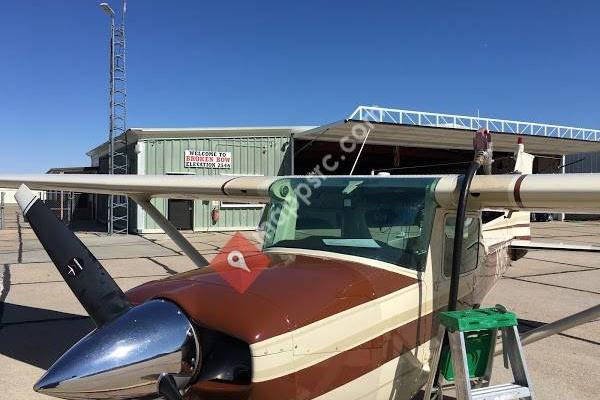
[442,215,481,276]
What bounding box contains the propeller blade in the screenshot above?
[14,184,131,326]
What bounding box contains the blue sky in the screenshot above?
[1,1,599,172]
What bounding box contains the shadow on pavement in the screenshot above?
[68,219,108,233]
[0,303,93,370]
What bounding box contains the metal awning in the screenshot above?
[295,120,600,155]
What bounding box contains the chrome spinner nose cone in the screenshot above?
[34,299,200,400]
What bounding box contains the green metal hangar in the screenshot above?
[87,127,309,233]
[85,106,600,233]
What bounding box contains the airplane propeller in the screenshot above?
[15,185,200,400]
[14,184,131,326]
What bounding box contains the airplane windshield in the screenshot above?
[262,177,439,271]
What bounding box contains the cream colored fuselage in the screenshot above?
[260,209,524,400]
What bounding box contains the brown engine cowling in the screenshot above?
[125,253,418,400]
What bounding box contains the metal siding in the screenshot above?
[564,152,600,220]
[143,136,290,231]
[165,141,173,172]
[566,152,600,174]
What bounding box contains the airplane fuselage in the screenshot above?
[126,209,526,400]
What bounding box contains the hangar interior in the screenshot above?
[293,140,521,176]
[292,121,576,177]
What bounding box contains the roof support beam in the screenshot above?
[349,106,600,142]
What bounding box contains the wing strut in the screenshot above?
[520,303,600,347]
[130,196,209,269]
[495,303,600,356]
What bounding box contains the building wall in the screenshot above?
[566,152,600,173]
[1,189,46,204]
[563,153,600,219]
[0,189,17,204]
[141,135,291,232]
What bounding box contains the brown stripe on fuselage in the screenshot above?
[204,312,435,400]
[187,381,251,400]
[513,175,527,208]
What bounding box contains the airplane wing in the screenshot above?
[1,172,600,212]
[435,173,600,213]
[510,239,600,252]
[0,174,277,203]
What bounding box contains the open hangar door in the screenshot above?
[292,131,565,222]
[293,140,519,176]
[291,120,596,178]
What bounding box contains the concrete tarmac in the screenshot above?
[486,221,600,400]
[0,214,597,399]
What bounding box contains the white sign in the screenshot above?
[184,150,232,169]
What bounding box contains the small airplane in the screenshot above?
[0,131,599,400]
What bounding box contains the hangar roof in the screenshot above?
[87,126,315,158]
[127,126,313,139]
[295,106,600,155]
[295,120,600,155]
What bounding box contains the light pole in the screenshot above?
[100,1,129,234]
[100,2,115,17]
[100,2,115,234]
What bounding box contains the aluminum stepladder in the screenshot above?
[423,306,535,400]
